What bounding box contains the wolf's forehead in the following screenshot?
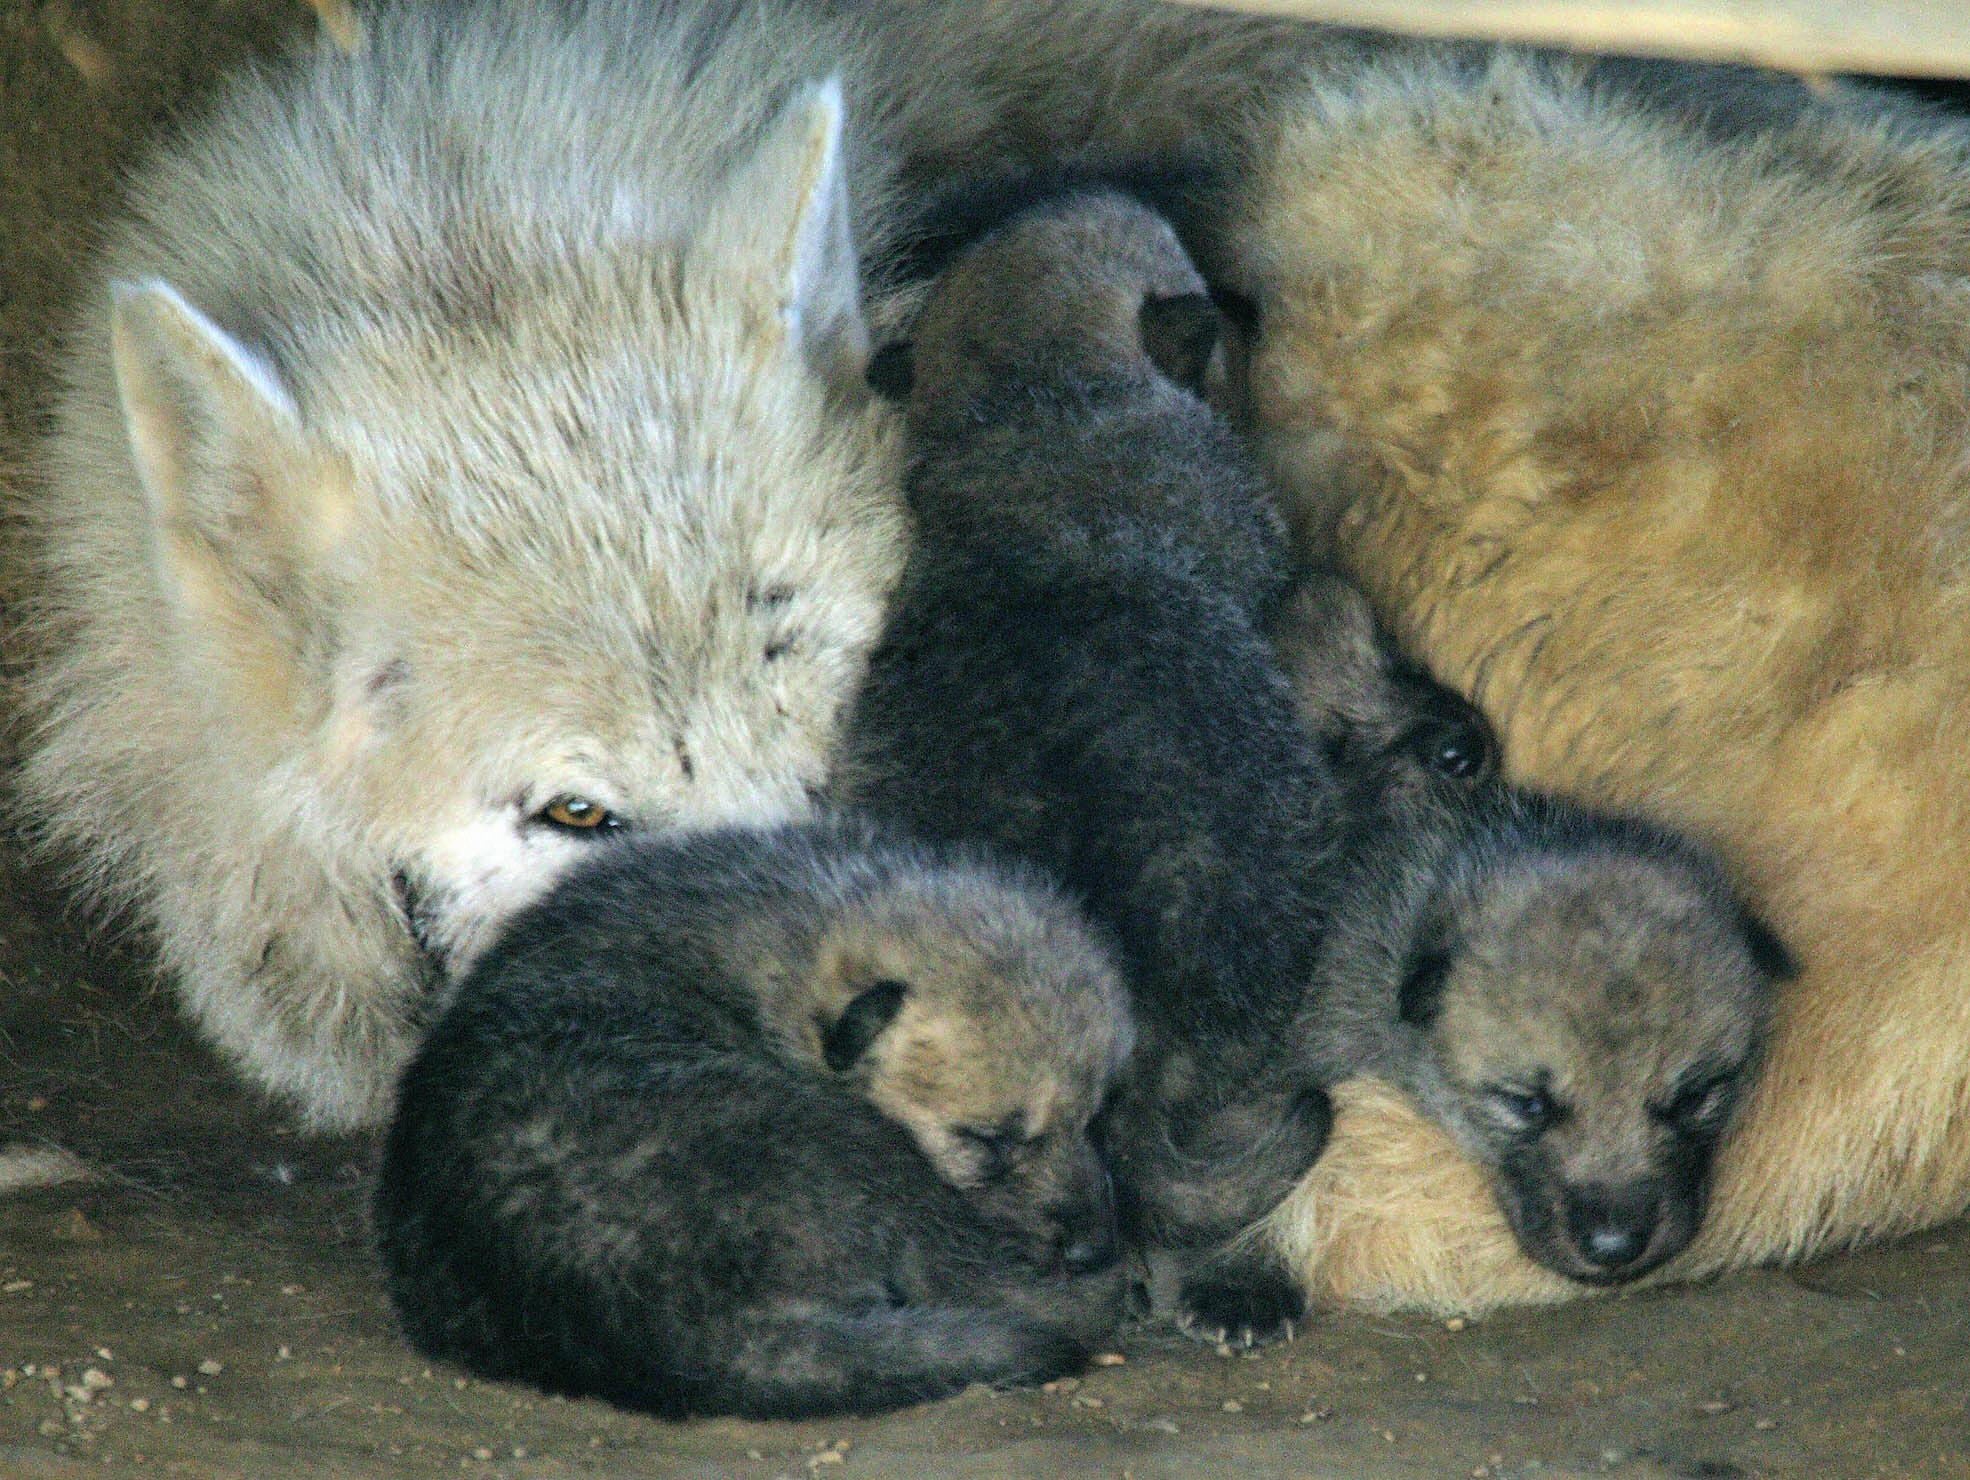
[329,363,757,519]
[1446,929,1756,1083]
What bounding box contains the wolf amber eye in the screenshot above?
[538,795,620,834]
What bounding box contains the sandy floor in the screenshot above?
[1,3,1966,1477]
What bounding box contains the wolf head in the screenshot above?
[1271,572,1496,791]
[20,75,905,1128]
[1389,802,1796,1285]
[802,860,1135,1278]
[898,189,1226,421]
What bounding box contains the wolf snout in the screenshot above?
[1400,702,1495,782]
[1560,1181,1671,1276]
[1054,1166,1121,1275]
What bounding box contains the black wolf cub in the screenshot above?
[834,185,1482,1337]
[377,816,1132,1419]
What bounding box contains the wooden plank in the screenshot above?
[1165,0,1970,79]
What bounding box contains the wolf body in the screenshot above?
[378,815,1131,1419]
[1224,46,1970,1310]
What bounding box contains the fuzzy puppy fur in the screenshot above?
[834,186,1493,1338]
[834,191,1335,1239]
[1294,778,1794,1294]
[377,816,1132,1420]
[1229,48,1970,1311]
[9,0,1350,1131]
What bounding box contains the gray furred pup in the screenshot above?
[1297,775,1798,1288]
[836,185,1488,1338]
[1270,575,1495,790]
[377,816,1133,1420]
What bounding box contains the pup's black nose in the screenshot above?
[1058,1166,1120,1275]
[1403,709,1495,782]
[1564,1184,1661,1272]
[1061,1224,1119,1275]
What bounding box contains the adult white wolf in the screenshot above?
[17,2,911,1130]
[12,0,1316,1132]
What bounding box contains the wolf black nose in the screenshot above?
[1584,1223,1645,1267]
[1565,1185,1660,1272]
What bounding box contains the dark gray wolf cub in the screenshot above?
[835,184,1487,1338]
[376,817,1132,1420]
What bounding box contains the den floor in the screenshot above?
[1,843,1964,1477]
[0,2,1965,1476]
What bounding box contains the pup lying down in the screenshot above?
[838,180,1796,1341]
[376,183,1798,1415]
[378,817,1133,1420]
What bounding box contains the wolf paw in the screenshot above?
[1174,1265,1307,1349]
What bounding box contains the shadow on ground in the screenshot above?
[1,3,1965,1477]
[2,838,1965,1478]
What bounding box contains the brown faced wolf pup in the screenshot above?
[834,186,1364,1337]
[1270,573,1495,791]
[1292,780,1797,1290]
[377,816,1132,1420]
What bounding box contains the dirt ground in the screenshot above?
[1,3,1965,1477]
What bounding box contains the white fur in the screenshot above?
[15,0,925,1128]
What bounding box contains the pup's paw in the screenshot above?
[1174,1264,1307,1349]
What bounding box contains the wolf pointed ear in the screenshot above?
[1736,907,1800,984]
[822,977,909,1072]
[1138,291,1222,396]
[110,279,351,610]
[706,76,870,387]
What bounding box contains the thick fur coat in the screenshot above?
[379,817,1130,1418]
[1232,48,1970,1312]
[14,0,910,1128]
[9,0,1330,1130]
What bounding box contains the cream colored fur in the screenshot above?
[14,0,925,1129]
[1233,51,1970,1312]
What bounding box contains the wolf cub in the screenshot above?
[377,817,1132,1420]
[1299,776,1798,1289]
[837,185,1491,1337]
[1270,575,1495,791]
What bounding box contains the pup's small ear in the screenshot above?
[1138,291,1221,395]
[1397,947,1454,1028]
[866,340,914,400]
[822,978,909,1071]
[1736,908,1799,984]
